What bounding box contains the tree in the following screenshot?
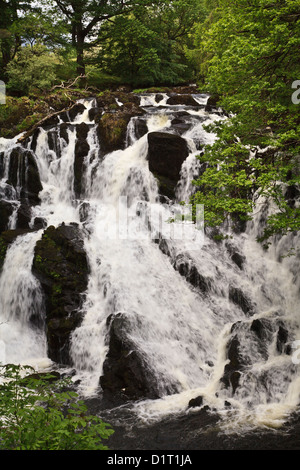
[96,0,208,87]
[0,364,114,450]
[6,43,60,95]
[52,0,166,77]
[190,0,300,245]
[0,0,33,76]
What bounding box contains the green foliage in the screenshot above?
[96,1,207,87]
[0,364,114,450]
[190,0,300,244]
[6,43,60,95]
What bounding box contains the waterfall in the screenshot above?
[0,91,299,433]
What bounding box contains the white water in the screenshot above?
[0,94,299,431]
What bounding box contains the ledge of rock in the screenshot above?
[100,312,163,403]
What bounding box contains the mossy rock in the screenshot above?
[32,223,89,364]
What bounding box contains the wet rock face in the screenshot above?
[8,147,43,205]
[0,200,14,233]
[228,286,254,316]
[147,132,189,181]
[173,254,212,295]
[147,131,189,198]
[220,318,292,394]
[74,123,91,198]
[32,224,89,365]
[166,94,201,107]
[95,95,144,155]
[100,312,161,402]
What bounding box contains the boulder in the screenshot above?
[188,395,204,408]
[96,104,144,155]
[147,132,189,198]
[133,117,148,140]
[8,147,43,205]
[32,223,89,365]
[100,312,161,402]
[16,203,32,229]
[67,102,86,122]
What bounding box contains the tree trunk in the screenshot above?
[76,37,85,76]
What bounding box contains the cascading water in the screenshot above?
[0,90,299,437]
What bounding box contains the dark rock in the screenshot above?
[76,122,90,141]
[285,184,300,208]
[58,110,70,123]
[277,325,289,353]
[229,286,254,315]
[32,224,89,364]
[147,131,189,185]
[167,94,201,107]
[225,242,246,270]
[205,94,220,112]
[30,128,41,153]
[231,252,245,270]
[171,117,192,135]
[154,174,177,199]
[220,317,291,395]
[220,334,243,394]
[96,110,135,155]
[0,152,4,179]
[59,123,70,143]
[250,318,273,341]
[8,147,43,205]
[173,255,212,294]
[0,200,14,233]
[133,117,148,140]
[47,129,60,156]
[40,114,59,130]
[32,217,47,230]
[188,395,203,408]
[88,107,99,121]
[73,123,90,198]
[100,312,161,402]
[68,103,86,122]
[16,203,31,229]
[155,94,164,103]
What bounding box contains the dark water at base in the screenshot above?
[85,396,300,450]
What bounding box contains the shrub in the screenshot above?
[6,44,60,96]
[0,364,114,450]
